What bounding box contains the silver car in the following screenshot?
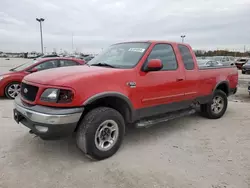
[197,59,223,67]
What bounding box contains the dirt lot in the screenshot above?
[0,58,250,188]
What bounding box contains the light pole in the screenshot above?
[36,18,45,54]
[181,35,186,43]
[72,33,74,51]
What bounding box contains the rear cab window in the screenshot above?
[178,44,195,70]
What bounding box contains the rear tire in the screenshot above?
[199,90,228,119]
[4,82,21,99]
[76,107,125,160]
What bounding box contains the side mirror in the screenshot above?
[28,67,38,73]
[143,59,163,72]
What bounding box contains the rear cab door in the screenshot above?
[176,44,200,100]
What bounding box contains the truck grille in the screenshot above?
[21,82,39,102]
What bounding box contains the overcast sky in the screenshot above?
[0,0,250,53]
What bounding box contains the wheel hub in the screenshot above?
[7,84,20,98]
[100,128,111,140]
[211,95,224,114]
[95,120,119,151]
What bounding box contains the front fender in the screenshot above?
[82,91,136,122]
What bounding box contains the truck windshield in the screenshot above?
[87,42,150,68]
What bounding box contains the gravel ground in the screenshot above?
[0,58,250,188]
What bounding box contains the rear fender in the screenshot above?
[213,81,229,96]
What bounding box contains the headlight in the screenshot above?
[41,88,74,103]
[41,88,59,102]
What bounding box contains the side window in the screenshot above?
[178,45,195,70]
[59,60,78,67]
[33,60,58,71]
[147,44,178,70]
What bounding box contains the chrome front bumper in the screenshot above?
[13,95,84,139]
[14,101,82,125]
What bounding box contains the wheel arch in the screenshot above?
[213,81,230,96]
[80,92,136,125]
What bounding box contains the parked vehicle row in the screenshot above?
[12,40,238,160]
[209,56,235,66]
[196,56,235,67]
[0,57,85,99]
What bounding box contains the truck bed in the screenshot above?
[198,65,236,70]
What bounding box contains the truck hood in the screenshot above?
[23,65,126,86]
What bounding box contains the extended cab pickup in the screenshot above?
[13,41,238,160]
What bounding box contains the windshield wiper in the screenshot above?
[90,62,116,68]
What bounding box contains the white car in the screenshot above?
[197,59,223,67]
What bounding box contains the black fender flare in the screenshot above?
[82,92,136,122]
[213,81,230,95]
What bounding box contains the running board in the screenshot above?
[135,108,196,128]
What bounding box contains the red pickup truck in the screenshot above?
[13,41,238,160]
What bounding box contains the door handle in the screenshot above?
[176,78,184,81]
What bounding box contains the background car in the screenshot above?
[209,56,235,66]
[197,59,223,67]
[248,82,250,95]
[0,57,85,99]
[235,58,249,70]
[241,59,250,74]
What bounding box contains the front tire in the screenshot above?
[242,71,246,74]
[200,90,228,119]
[4,82,21,99]
[76,107,125,160]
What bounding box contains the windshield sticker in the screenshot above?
[128,48,145,53]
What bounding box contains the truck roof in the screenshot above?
[114,40,188,46]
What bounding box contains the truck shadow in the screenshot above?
[9,133,90,164]
[122,113,201,149]
[9,113,202,164]
[0,97,9,100]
